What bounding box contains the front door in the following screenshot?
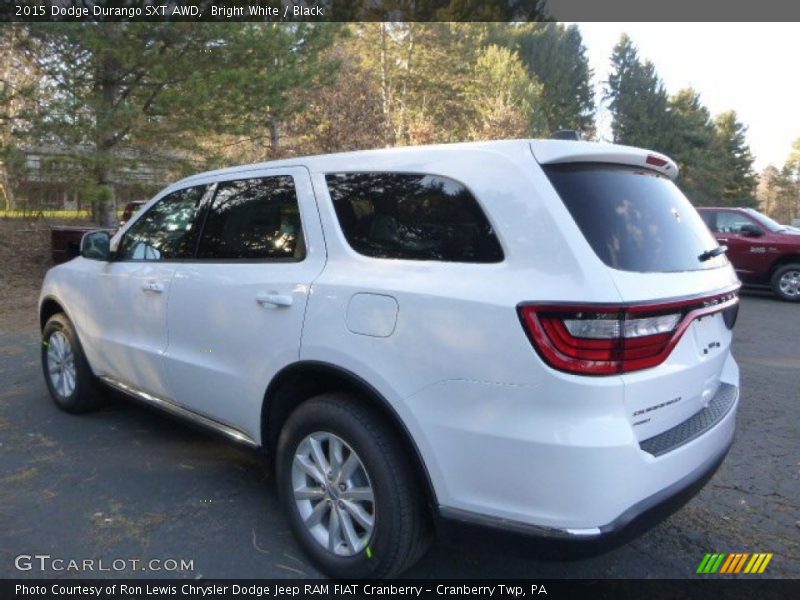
[93,184,209,397]
[711,210,766,278]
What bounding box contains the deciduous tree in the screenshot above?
[0,26,39,211]
[465,44,547,139]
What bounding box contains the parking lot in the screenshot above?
[0,290,798,579]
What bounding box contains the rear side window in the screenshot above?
[196,176,304,261]
[699,210,716,231]
[543,163,726,272]
[326,172,503,263]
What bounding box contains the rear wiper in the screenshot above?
[698,245,727,262]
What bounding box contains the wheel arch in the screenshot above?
[769,254,800,278]
[39,295,68,331]
[261,360,438,508]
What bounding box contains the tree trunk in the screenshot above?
[91,151,117,227]
[94,25,121,227]
[398,24,415,146]
[0,168,15,211]
[99,182,117,228]
[379,23,393,147]
[268,118,281,159]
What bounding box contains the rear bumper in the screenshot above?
[436,432,732,554]
[407,354,739,536]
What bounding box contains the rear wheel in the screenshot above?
[276,393,431,578]
[771,264,800,302]
[41,313,105,413]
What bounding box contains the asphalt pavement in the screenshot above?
[0,291,797,578]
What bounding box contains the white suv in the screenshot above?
[39,140,741,578]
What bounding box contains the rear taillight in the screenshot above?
[518,290,739,376]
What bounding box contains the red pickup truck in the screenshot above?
[50,201,144,264]
[698,207,800,302]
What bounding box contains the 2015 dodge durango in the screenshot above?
[39,140,741,578]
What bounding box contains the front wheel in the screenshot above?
[276,393,431,578]
[771,263,800,302]
[41,313,105,413]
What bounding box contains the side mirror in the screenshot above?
[739,223,763,237]
[80,230,112,261]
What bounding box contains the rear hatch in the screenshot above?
[529,141,740,442]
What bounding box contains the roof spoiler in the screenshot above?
[550,130,582,141]
[531,140,679,180]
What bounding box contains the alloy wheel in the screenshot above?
[779,269,800,298]
[46,330,76,399]
[291,431,376,556]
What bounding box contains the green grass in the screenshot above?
[0,209,127,220]
[0,209,91,219]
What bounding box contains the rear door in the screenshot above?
[540,161,739,441]
[163,167,326,441]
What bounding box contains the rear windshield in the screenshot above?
[543,163,727,273]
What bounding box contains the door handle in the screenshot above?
[142,280,164,293]
[716,237,728,243]
[256,292,293,307]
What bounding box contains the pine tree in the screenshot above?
[787,137,800,175]
[15,23,337,224]
[16,23,238,224]
[197,23,339,161]
[760,165,799,224]
[713,111,757,206]
[605,34,670,149]
[493,23,595,136]
[663,88,726,204]
[604,36,758,207]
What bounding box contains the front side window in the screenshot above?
[117,186,207,261]
[196,176,304,260]
[743,208,786,233]
[326,172,503,263]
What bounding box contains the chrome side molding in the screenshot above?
[99,376,258,448]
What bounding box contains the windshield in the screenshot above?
[744,208,787,232]
[544,163,728,273]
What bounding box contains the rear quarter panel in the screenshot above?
[299,143,629,507]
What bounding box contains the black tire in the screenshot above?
[276,393,431,578]
[41,313,105,413]
[770,263,800,302]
